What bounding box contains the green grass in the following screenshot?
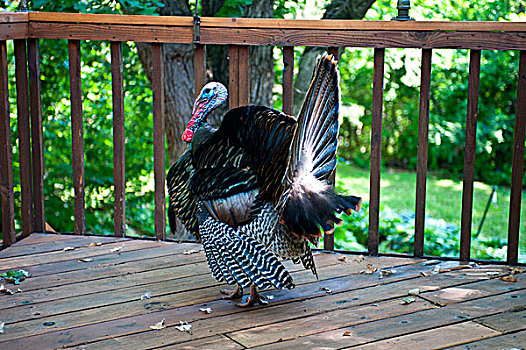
[335,162,526,261]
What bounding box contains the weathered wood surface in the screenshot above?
[0,234,524,349]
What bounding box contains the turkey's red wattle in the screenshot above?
[182,128,194,142]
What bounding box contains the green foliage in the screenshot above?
[0,269,30,285]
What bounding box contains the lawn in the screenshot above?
[335,162,526,262]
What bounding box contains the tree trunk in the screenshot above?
[293,0,377,114]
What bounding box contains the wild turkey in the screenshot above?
[167,53,361,307]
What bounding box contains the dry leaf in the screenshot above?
[0,284,14,295]
[85,242,102,247]
[62,247,75,252]
[400,297,416,305]
[430,265,441,276]
[141,291,151,300]
[371,303,379,307]
[183,249,200,255]
[175,321,192,334]
[343,331,352,337]
[17,288,22,293]
[110,244,124,253]
[379,269,395,279]
[266,295,274,300]
[420,271,431,277]
[354,255,365,263]
[321,287,333,294]
[199,307,212,314]
[77,258,94,263]
[359,264,377,274]
[500,275,517,283]
[509,267,524,274]
[337,256,347,262]
[486,271,500,276]
[0,322,4,334]
[149,319,166,330]
[408,288,420,296]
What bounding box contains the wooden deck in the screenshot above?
[0,234,524,349]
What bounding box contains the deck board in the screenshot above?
[0,233,524,350]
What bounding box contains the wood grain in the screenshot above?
[27,38,45,233]
[414,49,432,258]
[282,46,294,115]
[0,22,28,40]
[507,50,526,266]
[68,40,86,235]
[111,42,126,237]
[460,49,481,262]
[194,44,205,99]
[238,45,250,106]
[14,39,33,238]
[228,45,239,109]
[0,40,15,248]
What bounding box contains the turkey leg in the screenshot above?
[221,284,243,299]
[237,284,268,307]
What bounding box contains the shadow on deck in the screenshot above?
[0,234,524,349]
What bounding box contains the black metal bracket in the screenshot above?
[392,0,414,21]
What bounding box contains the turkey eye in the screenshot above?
[203,88,211,94]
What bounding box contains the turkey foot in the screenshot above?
[237,285,268,307]
[221,284,243,299]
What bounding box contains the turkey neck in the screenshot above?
[191,123,216,154]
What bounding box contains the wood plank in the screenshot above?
[368,48,384,256]
[282,46,294,116]
[14,39,33,239]
[0,22,28,40]
[0,12,29,23]
[28,12,193,26]
[152,43,166,240]
[256,289,526,349]
[11,233,76,246]
[111,41,126,237]
[475,309,526,333]
[414,48,432,258]
[228,45,239,109]
[460,49,481,262]
[507,50,526,266]
[157,335,244,350]
[200,29,526,50]
[238,45,250,106]
[444,330,526,350]
[27,22,193,43]
[194,44,205,99]
[354,321,499,350]
[27,39,45,233]
[0,40,15,248]
[68,39,86,235]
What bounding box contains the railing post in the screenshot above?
[460,49,481,263]
[111,41,126,237]
[28,38,45,233]
[368,48,385,256]
[282,46,294,116]
[0,40,15,247]
[14,39,33,238]
[68,39,86,235]
[152,43,166,240]
[507,50,526,266]
[414,49,432,258]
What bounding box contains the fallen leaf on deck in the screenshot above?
[85,242,102,247]
[509,267,524,274]
[149,319,166,330]
[141,291,151,300]
[359,264,377,274]
[199,307,212,314]
[430,265,441,276]
[400,297,416,305]
[0,269,30,284]
[371,303,379,307]
[175,321,192,334]
[321,287,333,294]
[354,255,365,263]
[17,288,22,293]
[0,284,14,295]
[500,275,517,282]
[77,258,94,263]
[110,244,124,253]
[0,322,4,334]
[408,288,420,296]
[337,256,347,262]
[343,331,352,336]
[266,295,274,300]
[486,271,500,276]
[420,271,432,277]
[62,247,75,252]
[379,269,395,279]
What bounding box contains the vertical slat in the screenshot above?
[460,49,481,262]
[228,45,239,109]
[14,39,33,238]
[282,46,294,116]
[194,44,205,99]
[0,40,15,247]
[368,48,385,256]
[111,42,125,237]
[507,50,526,265]
[28,38,45,233]
[414,48,432,258]
[68,40,85,235]
[152,43,166,241]
[238,46,250,106]
[328,46,339,59]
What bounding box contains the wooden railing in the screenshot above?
[0,12,524,265]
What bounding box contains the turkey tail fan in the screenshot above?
[199,215,295,291]
[280,53,361,242]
